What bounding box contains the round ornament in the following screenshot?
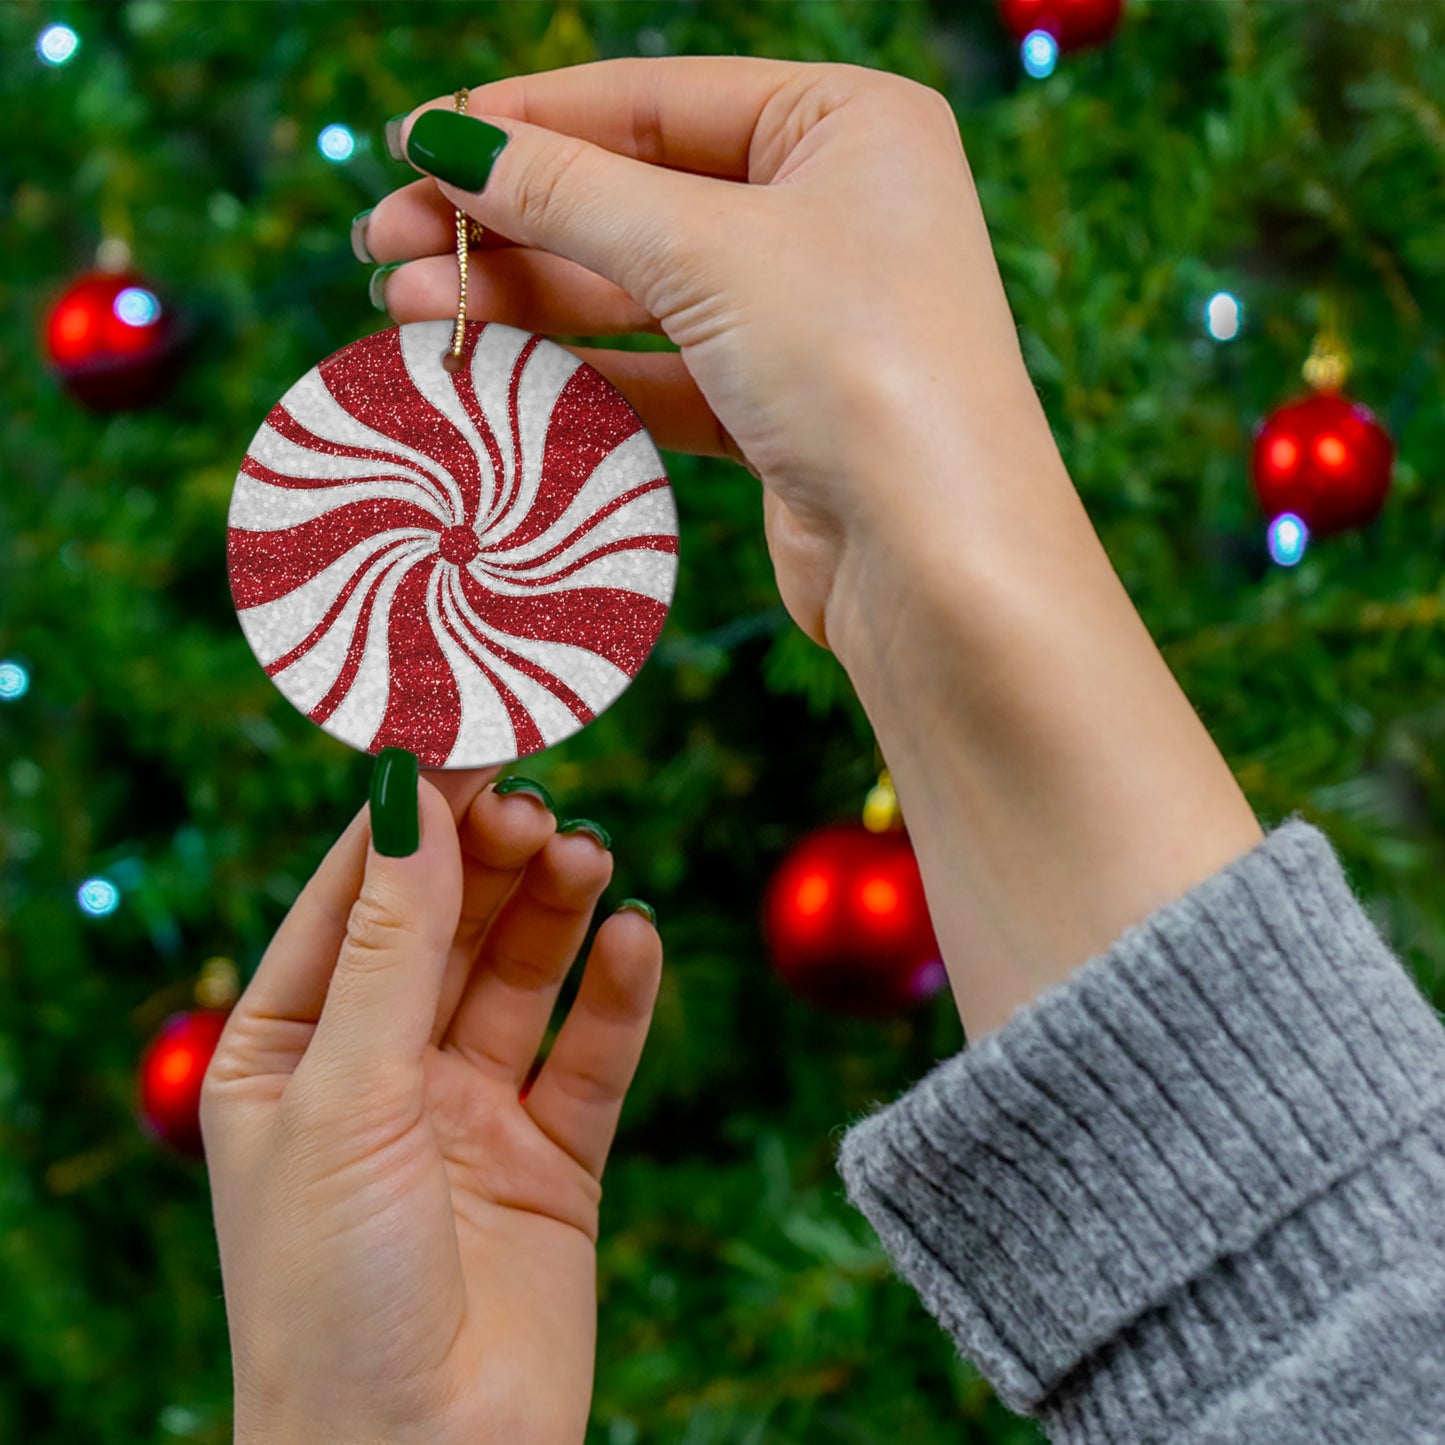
[137,1008,230,1158]
[228,319,679,768]
[998,0,1124,49]
[44,269,181,411]
[763,822,945,1018]
[1251,391,1393,537]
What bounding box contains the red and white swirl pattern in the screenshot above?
[227,320,678,767]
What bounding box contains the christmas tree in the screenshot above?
[2,3,1443,1441]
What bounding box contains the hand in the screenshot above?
[362,56,1049,657]
[201,767,662,1445]
[363,59,1263,1039]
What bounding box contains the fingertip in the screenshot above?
[358,769,463,944]
[417,771,453,817]
[369,747,420,858]
[384,111,411,163]
[591,907,665,1008]
[461,777,558,869]
[614,897,657,929]
[419,765,501,825]
[597,904,664,976]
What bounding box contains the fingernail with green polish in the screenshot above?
[384,113,409,162]
[350,208,375,264]
[370,747,420,857]
[493,775,556,813]
[617,897,656,926]
[369,261,403,311]
[405,110,510,192]
[558,818,612,851]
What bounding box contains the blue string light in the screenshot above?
[0,660,28,701]
[1267,512,1309,567]
[318,124,357,162]
[37,24,79,66]
[1021,30,1059,79]
[78,878,121,917]
[114,287,162,328]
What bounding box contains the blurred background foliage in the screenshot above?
[2,1,1443,1442]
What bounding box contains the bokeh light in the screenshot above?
[794,872,831,918]
[1267,512,1309,567]
[0,660,29,701]
[77,877,121,917]
[1021,30,1059,79]
[909,958,948,1001]
[1267,436,1299,476]
[858,876,900,918]
[317,124,356,162]
[114,287,162,328]
[1205,291,1242,341]
[37,24,79,66]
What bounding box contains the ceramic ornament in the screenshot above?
[227,320,679,768]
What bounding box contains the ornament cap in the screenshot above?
[1302,331,1350,393]
[95,236,133,273]
[863,768,902,832]
[1304,297,1351,392]
[195,955,240,1010]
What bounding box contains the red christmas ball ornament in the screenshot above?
[1251,392,1394,537]
[763,822,945,1017]
[998,0,1124,50]
[137,1009,230,1157]
[44,269,181,410]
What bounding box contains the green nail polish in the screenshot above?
[370,747,419,857]
[493,775,556,813]
[350,208,375,264]
[558,818,612,851]
[369,261,403,311]
[617,897,656,926]
[405,110,510,192]
[384,113,409,162]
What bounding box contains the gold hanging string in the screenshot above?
[442,88,483,373]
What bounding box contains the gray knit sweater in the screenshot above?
[836,818,1445,1443]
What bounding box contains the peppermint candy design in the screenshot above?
[227,320,678,767]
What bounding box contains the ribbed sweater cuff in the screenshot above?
[835,818,1445,1429]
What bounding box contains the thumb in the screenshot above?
[398,105,740,316]
[303,752,463,1090]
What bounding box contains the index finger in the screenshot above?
[411,54,809,181]
[222,770,495,1038]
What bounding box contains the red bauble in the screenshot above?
[137,1009,230,1157]
[763,823,945,1017]
[1251,392,1394,537]
[998,0,1124,49]
[44,270,181,410]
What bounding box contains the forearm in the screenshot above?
[826,378,1262,1040]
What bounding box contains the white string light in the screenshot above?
[37,24,79,66]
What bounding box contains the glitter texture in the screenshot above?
[227,320,679,767]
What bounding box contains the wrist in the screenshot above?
[823,373,1079,683]
[823,410,1262,1039]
